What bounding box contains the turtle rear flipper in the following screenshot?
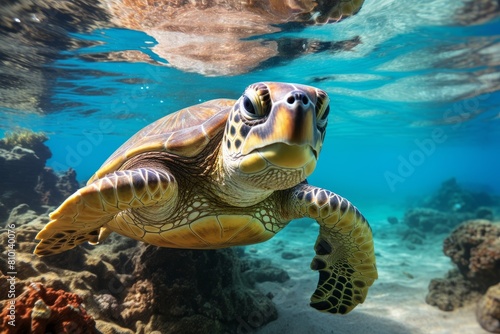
[34,168,177,256]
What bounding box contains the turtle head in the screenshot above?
[222,82,329,191]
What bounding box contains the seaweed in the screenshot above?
[0,128,48,152]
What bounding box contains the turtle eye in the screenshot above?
[240,83,271,120]
[242,95,257,116]
[315,90,330,128]
[317,105,330,128]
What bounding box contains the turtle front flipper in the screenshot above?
[34,168,177,256]
[287,183,378,314]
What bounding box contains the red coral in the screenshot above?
[0,282,97,334]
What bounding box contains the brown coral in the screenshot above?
[0,282,97,334]
[426,270,482,311]
[427,219,500,315]
[121,279,154,326]
[477,283,500,333]
[122,244,278,333]
[443,220,500,290]
[470,237,500,281]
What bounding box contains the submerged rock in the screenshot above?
[427,219,500,333]
[443,220,500,290]
[426,270,482,311]
[241,258,290,284]
[122,245,278,333]
[387,216,399,225]
[0,146,44,209]
[403,178,498,235]
[403,207,461,233]
[1,204,49,253]
[36,168,80,206]
[421,177,491,213]
[477,283,500,333]
[401,228,426,245]
[281,251,301,260]
[477,207,495,220]
[0,130,79,212]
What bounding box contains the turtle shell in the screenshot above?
[88,99,235,183]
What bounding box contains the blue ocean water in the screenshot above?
[2,0,496,209]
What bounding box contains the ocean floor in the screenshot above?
[2,132,497,333]
[246,205,489,334]
[0,202,495,333]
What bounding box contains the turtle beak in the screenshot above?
[242,90,321,153]
[273,102,317,147]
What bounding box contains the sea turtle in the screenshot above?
[34,82,377,314]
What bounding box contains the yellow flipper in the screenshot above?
[34,168,177,256]
[289,184,378,314]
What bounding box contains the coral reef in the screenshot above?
[427,219,500,329]
[93,293,120,320]
[0,203,285,333]
[420,177,492,213]
[477,283,500,333]
[122,244,279,333]
[443,220,500,290]
[401,178,498,243]
[0,129,51,163]
[0,130,79,215]
[426,270,482,311]
[404,207,457,233]
[0,205,130,298]
[0,282,97,334]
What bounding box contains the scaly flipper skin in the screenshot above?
[34,168,177,256]
[286,183,378,314]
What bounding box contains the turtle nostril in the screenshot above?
[300,94,309,105]
[287,92,309,106]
